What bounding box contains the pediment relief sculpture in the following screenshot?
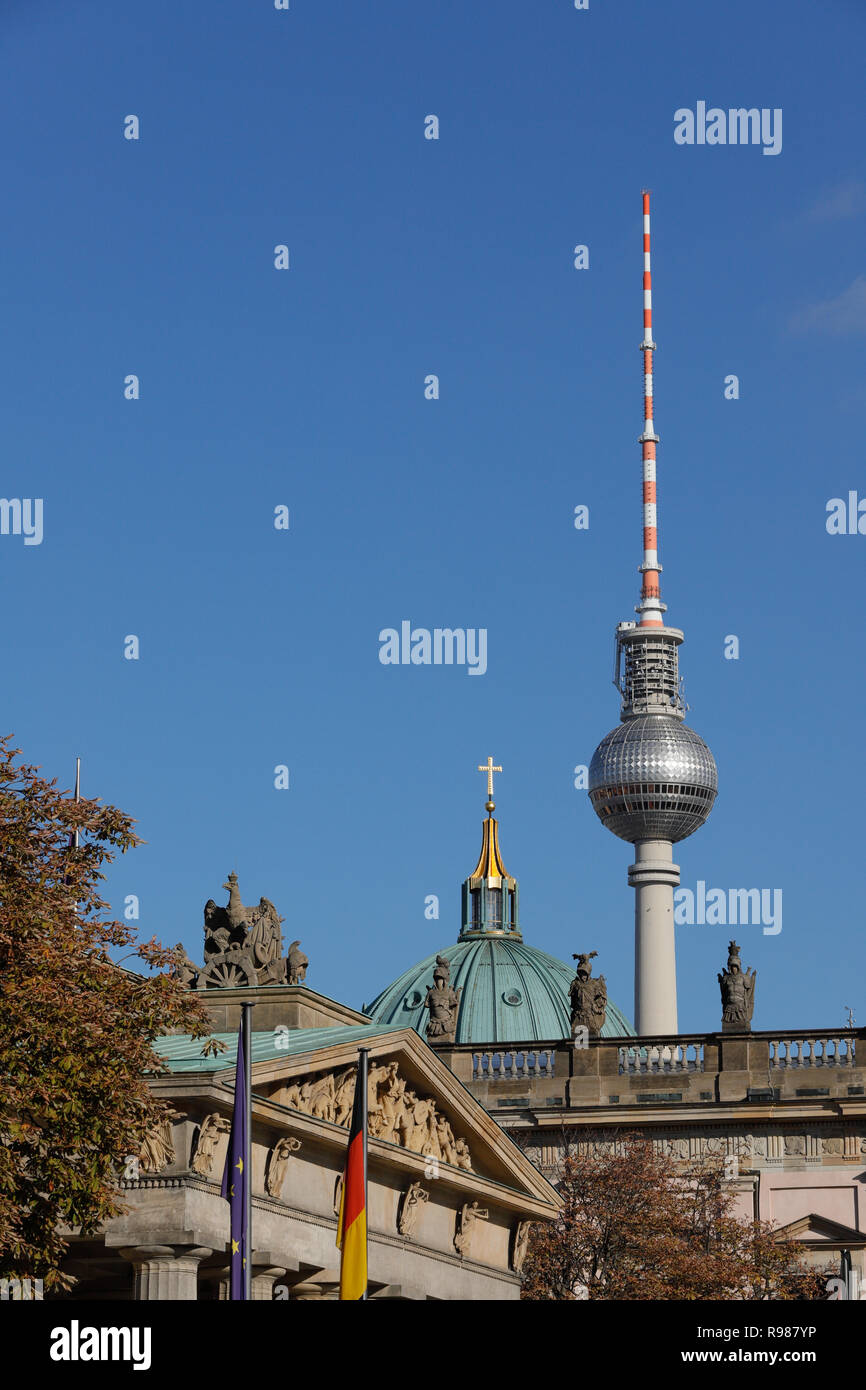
[281,1059,474,1171]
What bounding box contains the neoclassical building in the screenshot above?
[51,796,865,1300]
[54,882,559,1302]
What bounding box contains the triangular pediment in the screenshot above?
[232,1023,559,1215]
[775,1212,866,1247]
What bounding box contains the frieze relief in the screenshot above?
[281,1059,474,1171]
[138,1109,183,1174]
[524,1128,866,1169]
[190,1113,231,1177]
[511,1220,532,1273]
[397,1182,429,1239]
[265,1136,303,1198]
[454,1201,488,1258]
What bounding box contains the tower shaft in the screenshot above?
[634,191,677,1029]
[630,840,679,1035]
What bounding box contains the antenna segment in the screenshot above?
[639,191,663,628]
[613,192,684,720]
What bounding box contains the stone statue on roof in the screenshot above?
[424,955,462,1044]
[719,941,756,1032]
[569,951,607,1038]
[286,940,309,986]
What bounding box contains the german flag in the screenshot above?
[336,1047,368,1300]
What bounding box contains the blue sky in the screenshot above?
[2,0,865,1033]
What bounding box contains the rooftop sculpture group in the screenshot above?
[172,873,308,991]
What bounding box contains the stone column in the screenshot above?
[290,1275,340,1300]
[214,1256,293,1300]
[291,1281,326,1300]
[629,838,680,1036]
[251,1265,288,1300]
[118,1245,212,1300]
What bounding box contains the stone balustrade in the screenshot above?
[768,1032,857,1068]
[618,1039,705,1074]
[472,1048,556,1081]
[436,1027,866,1109]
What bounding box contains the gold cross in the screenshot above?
[478,757,502,799]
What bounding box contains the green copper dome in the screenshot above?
[363,776,634,1044]
[362,935,634,1044]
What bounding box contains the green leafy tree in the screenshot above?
[521,1132,828,1300]
[0,737,212,1289]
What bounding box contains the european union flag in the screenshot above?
[220,1019,249,1299]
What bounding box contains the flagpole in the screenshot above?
[73,757,80,850]
[358,1046,369,1301]
[242,1001,254,1301]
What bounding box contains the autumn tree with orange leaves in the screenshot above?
[0,737,212,1290]
[521,1132,828,1301]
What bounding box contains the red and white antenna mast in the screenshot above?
[611,192,684,718]
[638,190,664,629]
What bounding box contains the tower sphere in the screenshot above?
[588,714,717,844]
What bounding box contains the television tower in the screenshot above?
[588,192,717,1036]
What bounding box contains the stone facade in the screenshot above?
[435,1026,866,1286]
[56,996,559,1301]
